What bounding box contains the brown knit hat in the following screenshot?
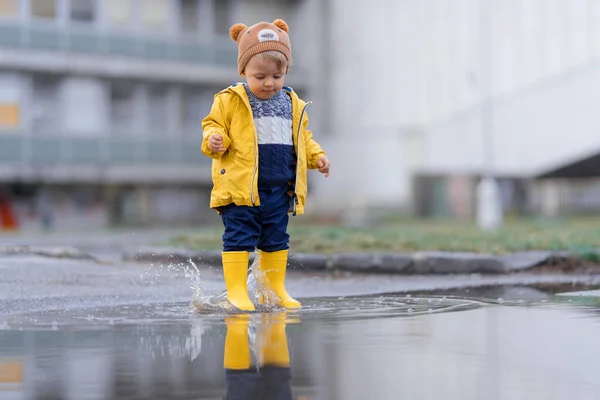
[230,19,292,75]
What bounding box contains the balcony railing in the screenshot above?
[0,133,209,168]
[0,19,236,66]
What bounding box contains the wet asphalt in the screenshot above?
[1,231,600,399]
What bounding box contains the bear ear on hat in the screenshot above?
[273,19,289,32]
[230,23,247,41]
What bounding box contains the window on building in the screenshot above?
[0,0,19,17]
[110,82,136,132]
[0,73,22,130]
[105,0,133,28]
[141,0,169,32]
[31,0,56,19]
[213,0,231,35]
[70,0,95,23]
[181,89,201,134]
[244,0,293,25]
[147,85,168,132]
[0,103,19,129]
[181,88,212,134]
[31,75,61,134]
[179,0,198,35]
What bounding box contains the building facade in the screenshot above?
[0,0,320,230]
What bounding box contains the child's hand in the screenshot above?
[208,134,226,153]
[316,156,330,177]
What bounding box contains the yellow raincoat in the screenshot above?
[201,83,326,216]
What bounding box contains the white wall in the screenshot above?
[344,0,600,126]
[424,61,600,177]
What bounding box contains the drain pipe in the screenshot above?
[476,0,503,231]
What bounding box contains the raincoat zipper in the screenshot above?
[292,101,312,216]
[250,124,259,206]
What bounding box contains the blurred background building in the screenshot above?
[1,0,599,231]
[0,0,318,231]
[314,0,600,223]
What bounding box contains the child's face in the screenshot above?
[244,54,286,100]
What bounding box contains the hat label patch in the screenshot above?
[258,29,279,42]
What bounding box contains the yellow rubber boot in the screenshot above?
[258,250,301,309]
[222,251,255,311]
[260,312,290,367]
[223,315,252,370]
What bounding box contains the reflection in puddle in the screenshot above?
[223,312,296,399]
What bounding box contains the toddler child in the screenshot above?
[201,19,330,311]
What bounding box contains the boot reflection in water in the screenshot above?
[223,312,294,400]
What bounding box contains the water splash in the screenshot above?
[250,253,282,310]
[187,257,226,313]
[188,252,283,314]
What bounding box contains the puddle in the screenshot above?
[1,286,600,399]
